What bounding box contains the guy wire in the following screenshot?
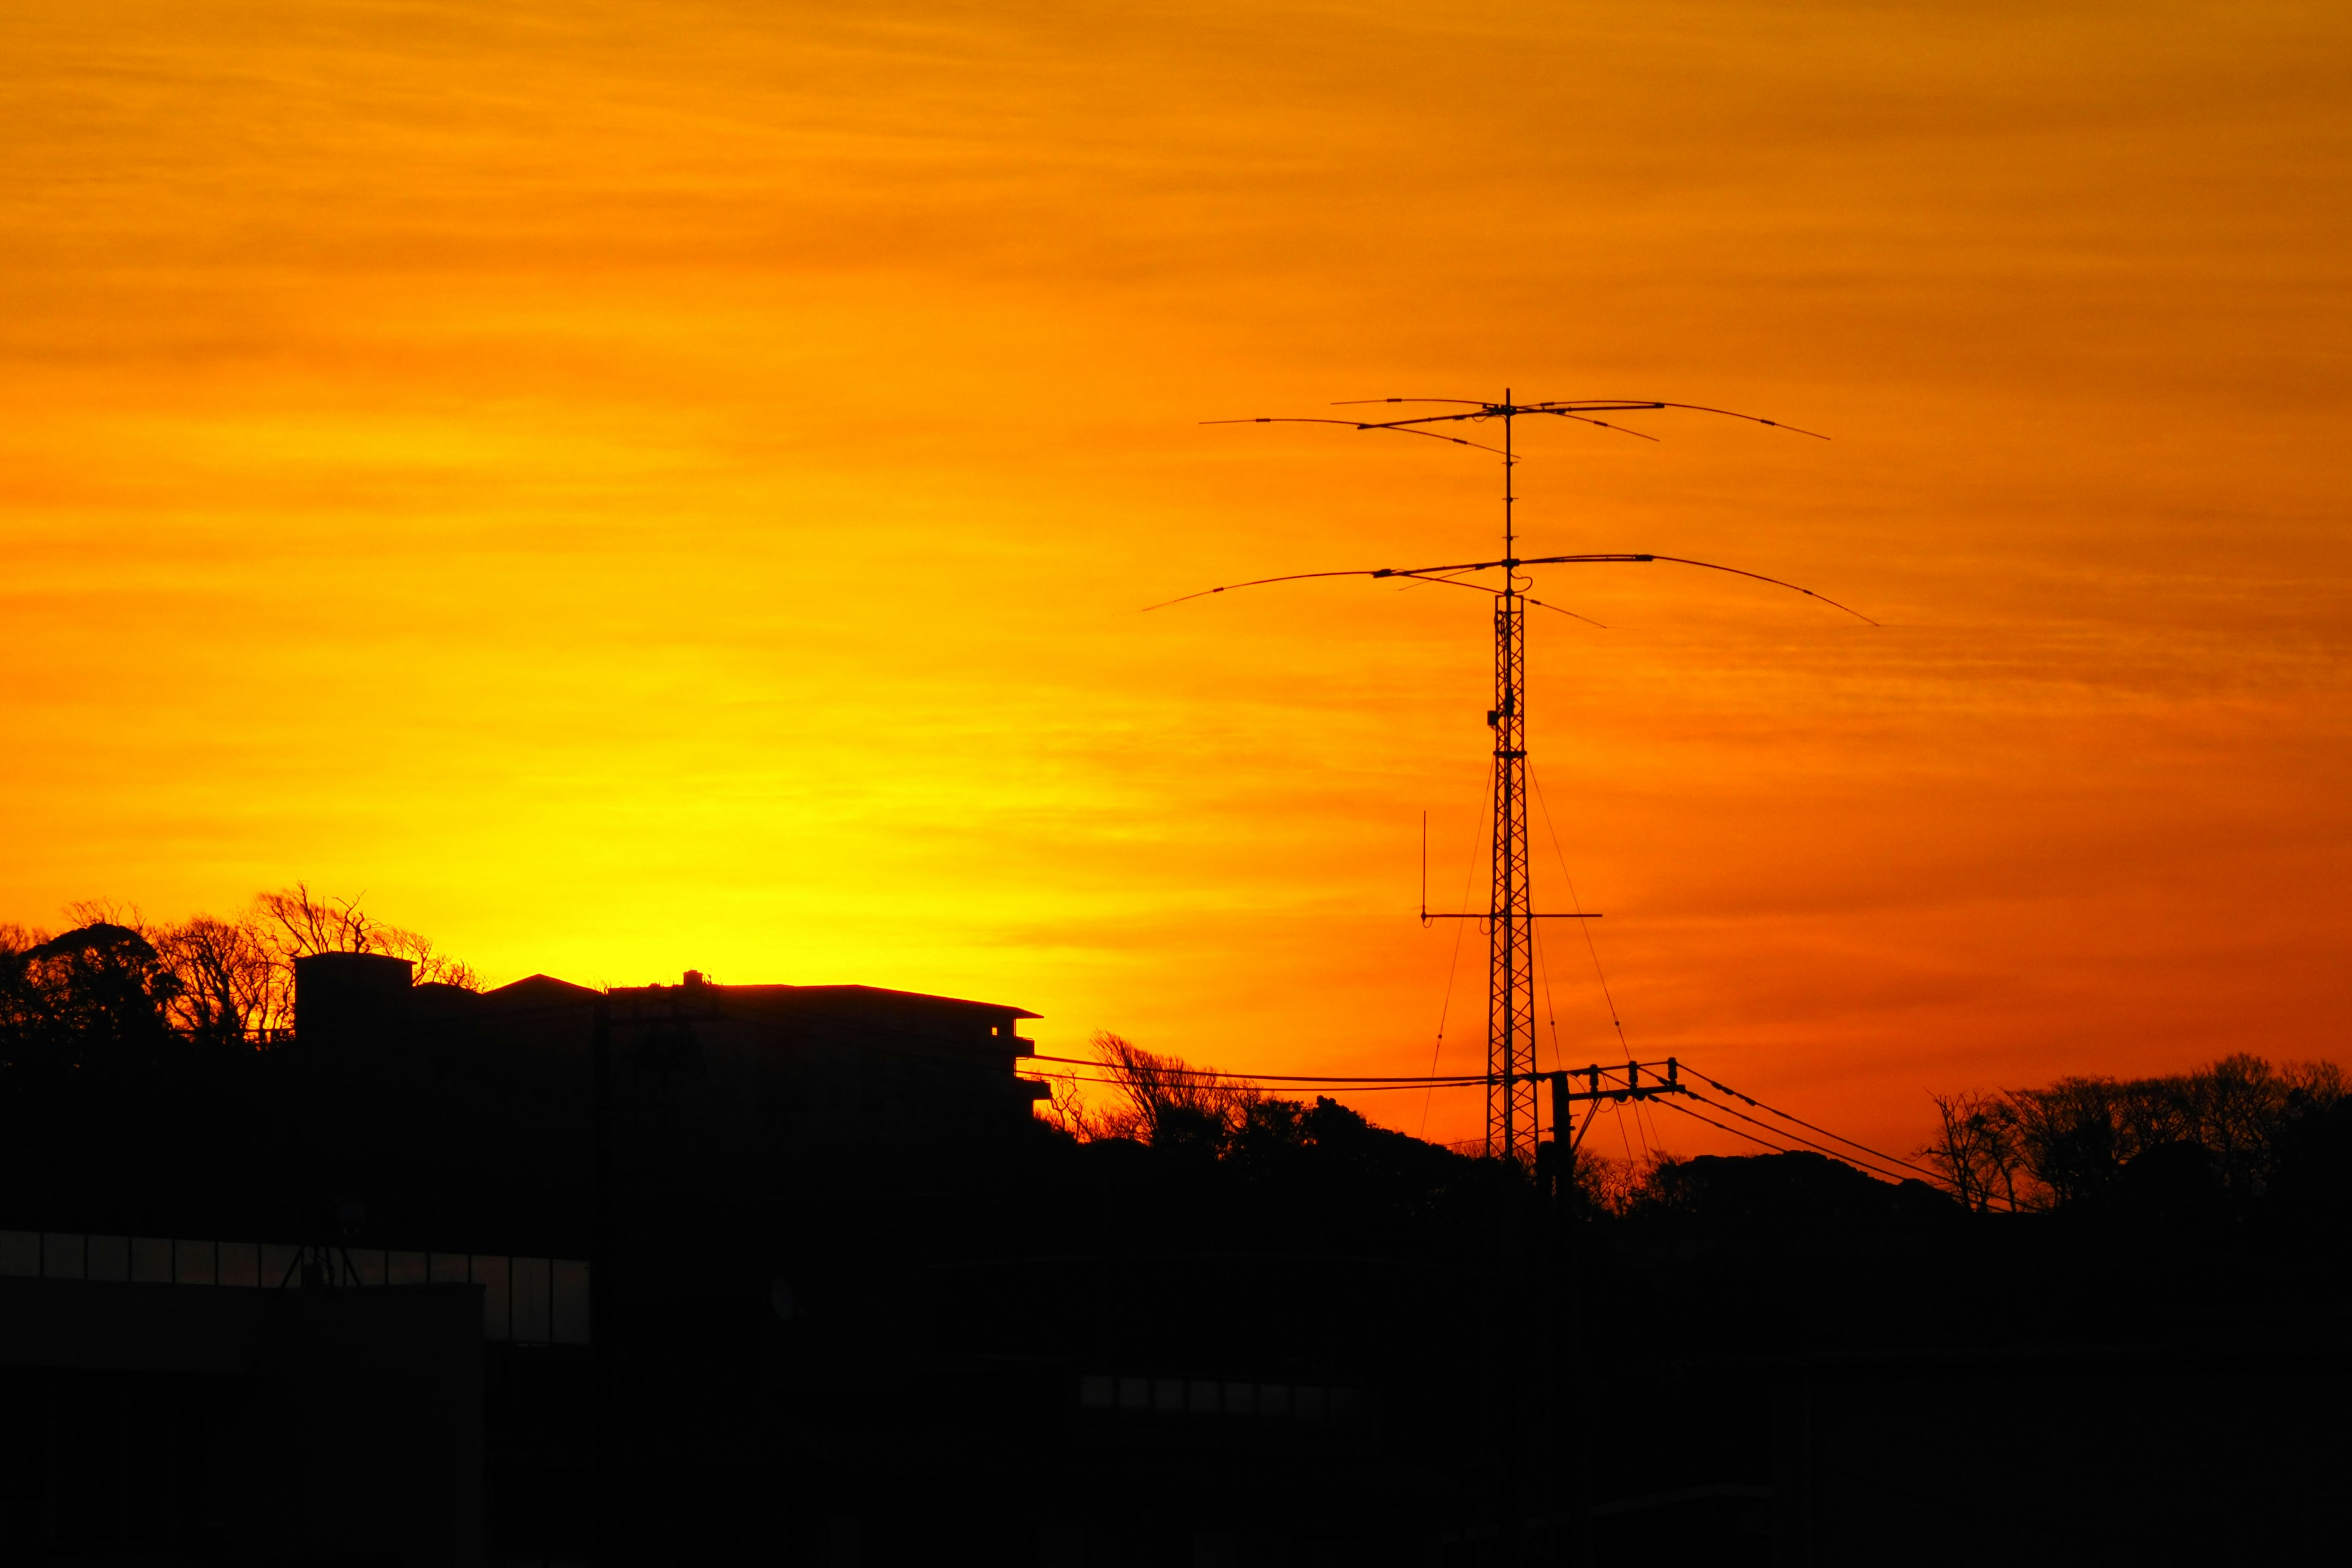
[1533,916,1564,1079]
[1420,754,1493,1138]
[1531,767,1627,1054]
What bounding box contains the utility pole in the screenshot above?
[1185,391,1864,1168]
[1535,1061,1670,1567]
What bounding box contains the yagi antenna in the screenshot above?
[1169,391,1869,1168]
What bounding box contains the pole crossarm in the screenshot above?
[1551,1082,1684,1102]
[1547,1060,1692,1160]
[1537,1059,1686,1096]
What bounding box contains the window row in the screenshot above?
[1078,1373,1367,1427]
[0,1231,589,1347]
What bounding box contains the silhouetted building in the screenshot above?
[0,957,1063,1564]
[1763,1341,2352,1567]
[1,959,1474,1566]
[20,948,2337,1564]
[1,1268,484,1562]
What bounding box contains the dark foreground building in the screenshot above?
[0,956,1488,1566]
[6,946,2349,1564]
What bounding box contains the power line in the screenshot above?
[1024,1061,1493,1084]
[1028,1068,1490,1096]
[1420,760,1493,1138]
[1026,1052,1683,1085]
[1681,1068,1948,1185]
[1529,769,1628,1054]
[1650,1094,1804,1157]
[1613,1098,1645,1167]
[1673,1086,1924,1187]
[1035,1044,1983,1204]
[1532,916,1562,1077]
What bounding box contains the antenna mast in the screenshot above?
[1489,394,1537,1164]
[1182,391,1863,1167]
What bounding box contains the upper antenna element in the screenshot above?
[1184,394,1855,620]
[1177,391,1868,1169]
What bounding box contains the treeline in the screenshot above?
[1039,1029,1466,1170]
[0,887,475,1069]
[1920,1054,2348,1215]
[1038,1030,1286,1149]
[14,892,2346,1235]
[1043,1031,2351,1226]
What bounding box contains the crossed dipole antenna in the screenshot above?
[1158,393,1872,1168]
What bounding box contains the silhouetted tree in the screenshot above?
[1929,1055,2347,1213]
[2,886,480,1063]
[163,884,477,1041]
[143,913,278,1045]
[1074,1029,1262,1146]
[2177,1054,2345,1200]
[252,883,480,989]
[0,921,176,1072]
[1921,1090,2026,1212]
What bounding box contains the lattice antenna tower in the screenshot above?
[1169,392,1871,1167]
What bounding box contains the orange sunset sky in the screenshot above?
[4,1,2348,1157]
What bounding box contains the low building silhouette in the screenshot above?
[12,942,2343,1564]
[0,956,1479,1566]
